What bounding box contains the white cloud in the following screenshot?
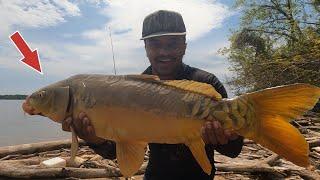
[102,0,229,40]
[0,0,83,77]
[0,0,80,39]
[79,0,231,75]
[83,0,230,46]
[0,0,234,92]
[52,0,81,16]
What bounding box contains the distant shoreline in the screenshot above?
[0,95,27,100]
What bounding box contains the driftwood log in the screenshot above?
[309,139,320,148]
[215,164,320,180]
[0,156,319,179]
[0,158,146,179]
[0,139,85,159]
[0,163,121,179]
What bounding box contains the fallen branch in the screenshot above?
[261,154,280,166]
[0,154,20,161]
[215,163,320,180]
[1,158,41,166]
[216,163,286,177]
[0,139,85,158]
[301,126,320,131]
[0,163,121,179]
[0,161,147,179]
[309,139,320,148]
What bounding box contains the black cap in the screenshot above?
[141,10,186,40]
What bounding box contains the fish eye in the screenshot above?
[38,91,46,98]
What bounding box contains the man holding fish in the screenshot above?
[61,10,244,179]
[23,8,320,180]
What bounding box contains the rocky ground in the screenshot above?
[0,111,319,179]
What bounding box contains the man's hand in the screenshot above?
[201,121,239,145]
[61,112,105,144]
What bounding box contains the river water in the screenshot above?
[0,100,69,147]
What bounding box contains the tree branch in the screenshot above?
[245,28,298,41]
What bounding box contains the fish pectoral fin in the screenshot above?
[186,139,212,175]
[116,141,147,178]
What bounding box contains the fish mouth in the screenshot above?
[22,96,44,116]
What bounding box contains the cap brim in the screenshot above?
[140,32,186,40]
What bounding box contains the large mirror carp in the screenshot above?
[22,74,320,177]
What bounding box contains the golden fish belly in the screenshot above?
[68,75,217,144]
[78,106,203,144]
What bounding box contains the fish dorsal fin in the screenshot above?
[116,141,147,178]
[163,80,222,100]
[126,75,222,100]
[126,74,160,81]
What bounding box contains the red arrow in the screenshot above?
[10,31,43,74]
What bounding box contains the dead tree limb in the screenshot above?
[0,160,148,179]
[309,139,320,148]
[216,163,286,177]
[262,154,280,166]
[215,164,320,180]
[0,163,121,179]
[0,139,85,158]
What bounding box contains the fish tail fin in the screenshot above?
[239,83,320,167]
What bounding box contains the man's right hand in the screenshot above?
[61,112,105,145]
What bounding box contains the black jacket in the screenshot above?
[89,64,243,180]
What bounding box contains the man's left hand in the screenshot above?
[201,121,239,145]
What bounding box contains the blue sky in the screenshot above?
[0,0,240,95]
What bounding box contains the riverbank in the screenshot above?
[0,95,27,100]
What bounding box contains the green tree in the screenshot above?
[222,0,320,94]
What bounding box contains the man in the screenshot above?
[62,10,243,180]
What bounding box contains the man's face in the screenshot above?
[144,35,186,78]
